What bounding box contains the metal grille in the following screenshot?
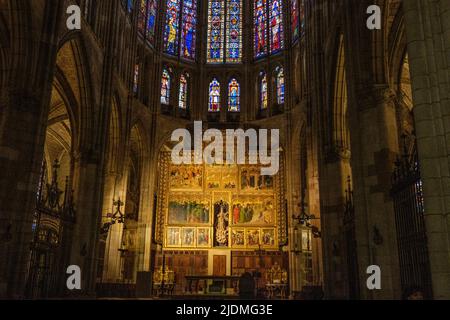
[26,160,76,299]
[343,177,360,299]
[391,145,432,299]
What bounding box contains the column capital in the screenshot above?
[356,85,397,111]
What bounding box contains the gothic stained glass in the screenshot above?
[146,0,158,43]
[133,64,139,94]
[161,68,171,105]
[207,1,242,64]
[300,0,305,36]
[276,67,285,104]
[138,0,147,34]
[164,0,181,56]
[124,0,133,13]
[136,1,158,44]
[260,72,268,109]
[209,78,221,112]
[228,78,240,112]
[181,0,197,59]
[207,1,225,63]
[164,0,198,59]
[254,0,285,58]
[270,0,284,53]
[290,0,299,42]
[226,0,242,63]
[179,74,189,109]
[254,0,268,59]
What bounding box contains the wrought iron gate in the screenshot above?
[26,160,76,299]
[343,177,360,299]
[391,145,432,299]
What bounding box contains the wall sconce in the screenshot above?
[292,192,322,238]
[100,197,125,235]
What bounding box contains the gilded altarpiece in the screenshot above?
[155,152,287,251]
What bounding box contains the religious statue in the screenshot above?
[214,201,229,247]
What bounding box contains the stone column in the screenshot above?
[319,151,351,299]
[0,1,62,298]
[100,173,122,282]
[350,87,401,299]
[403,0,450,299]
[0,92,50,298]
[68,152,106,294]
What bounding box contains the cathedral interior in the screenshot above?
[0,0,449,300]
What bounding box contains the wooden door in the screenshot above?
[213,255,227,276]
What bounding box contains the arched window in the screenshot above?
[207,0,243,64]
[276,66,285,104]
[254,0,285,59]
[138,0,158,44]
[161,68,171,105]
[228,78,240,112]
[164,0,198,60]
[179,73,189,109]
[260,72,268,110]
[209,78,221,112]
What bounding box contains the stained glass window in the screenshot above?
[161,68,171,105]
[146,0,158,43]
[164,0,181,56]
[207,1,224,63]
[207,1,242,64]
[276,67,285,104]
[228,78,240,112]
[133,64,139,94]
[164,0,198,59]
[181,0,197,59]
[254,0,268,59]
[124,0,134,13]
[209,78,221,112]
[290,0,299,43]
[179,73,189,109]
[260,72,268,109]
[254,0,285,58]
[136,1,158,44]
[269,0,284,53]
[226,0,242,63]
[300,0,305,36]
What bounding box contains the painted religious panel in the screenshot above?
[169,165,203,190]
[166,227,181,247]
[231,229,245,247]
[168,200,210,225]
[181,227,196,247]
[231,197,275,226]
[240,167,274,191]
[213,200,230,247]
[246,229,261,247]
[222,166,238,189]
[206,166,221,189]
[205,165,238,189]
[197,227,211,247]
[261,228,276,248]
